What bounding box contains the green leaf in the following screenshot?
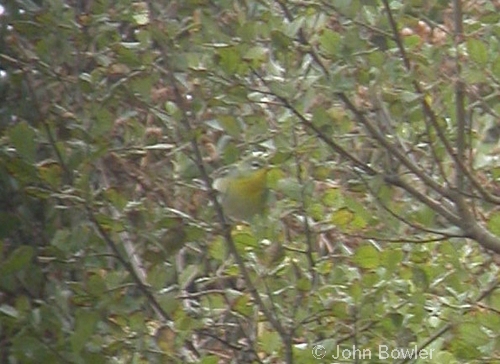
[37,161,62,187]
[176,310,202,331]
[381,248,403,274]
[233,294,252,317]
[129,311,146,332]
[296,277,312,291]
[463,68,487,83]
[466,39,488,66]
[242,46,268,63]
[200,356,219,364]
[353,245,380,269]
[87,273,107,296]
[330,208,354,228]
[0,212,20,238]
[0,245,34,276]
[491,290,500,312]
[321,187,342,207]
[276,177,303,201]
[208,236,227,261]
[477,310,500,332]
[350,280,363,301]
[259,330,281,354]
[5,157,39,184]
[271,30,293,50]
[130,74,155,98]
[411,266,429,290]
[93,213,125,232]
[71,309,99,353]
[216,114,243,138]
[8,122,37,163]
[319,29,341,57]
[115,43,143,67]
[312,107,330,128]
[457,321,490,347]
[158,292,180,316]
[147,264,170,290]
[217,47,242,75]
[402,34,421,50]
[233,229,259,250]
[487,212,500,236]
[0,304,19,318]
[179,264,198,289]
[493,55,500,79]
[93,106,114,136]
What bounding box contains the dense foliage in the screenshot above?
[1,0,500,363]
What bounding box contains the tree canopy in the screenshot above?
[1,0,500,363]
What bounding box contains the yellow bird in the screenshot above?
[213,156,269,222]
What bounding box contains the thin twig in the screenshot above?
[144,0,291,356]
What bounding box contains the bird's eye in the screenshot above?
[251,160,262,169]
